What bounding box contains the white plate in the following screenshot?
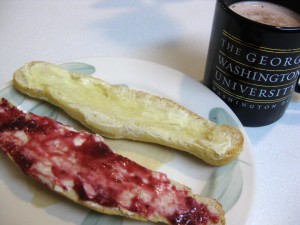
[0,57,255,225]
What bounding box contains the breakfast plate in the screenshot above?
[0,57,255,225]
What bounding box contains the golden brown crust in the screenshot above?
[13,61,243,166]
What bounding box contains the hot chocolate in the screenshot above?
[229,1,300,27]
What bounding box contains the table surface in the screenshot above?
[0,1,299,225]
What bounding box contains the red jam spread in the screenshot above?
[0,98,220,225]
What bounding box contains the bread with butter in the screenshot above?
[13,61,243,166]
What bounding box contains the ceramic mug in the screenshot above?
[204,0,300,127]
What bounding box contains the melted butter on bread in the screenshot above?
[13,61,243,166]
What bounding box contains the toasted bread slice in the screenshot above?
[0,98,225,225]
[13,61,243,166]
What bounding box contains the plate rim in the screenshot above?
[0,57,256,225]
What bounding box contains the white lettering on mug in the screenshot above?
[246,53,300,67]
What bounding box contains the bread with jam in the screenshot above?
[0,98,225,225]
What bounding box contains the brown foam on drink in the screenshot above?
[229,1,300,27]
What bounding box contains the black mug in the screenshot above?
[204,0,300,127]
